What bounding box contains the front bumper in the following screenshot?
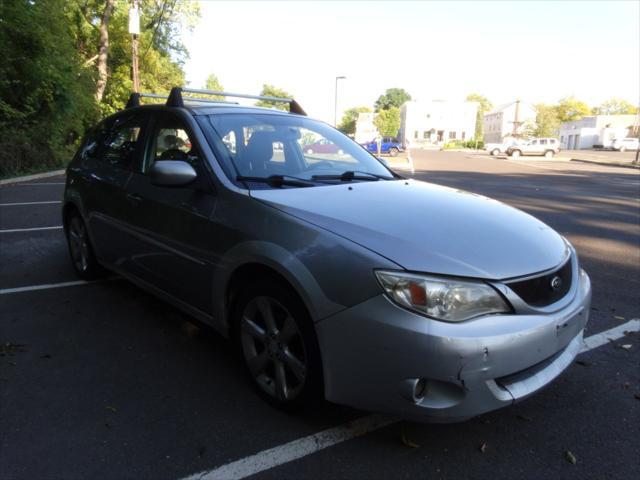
[316,269,591,423]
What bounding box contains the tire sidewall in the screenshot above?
[65,211,103,280]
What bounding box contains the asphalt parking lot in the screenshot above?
[1,151,639,480]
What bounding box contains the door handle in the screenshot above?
[127,192,143,204]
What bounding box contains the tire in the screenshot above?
[389,147,399,157]
[491,148,500,156]
[65,210,104,280]
[232,278,323,411]
[619,146,626,152]
[510,149,522,158]
[544,150,554,159]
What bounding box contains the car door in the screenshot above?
[82,112,148,265]
[123,111,217,313]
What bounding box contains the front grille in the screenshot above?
[507,257,572,307]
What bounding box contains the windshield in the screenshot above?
[204,113,394,187]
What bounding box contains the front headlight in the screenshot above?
[375,270,511,322]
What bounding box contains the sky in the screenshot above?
[182,0,640,123]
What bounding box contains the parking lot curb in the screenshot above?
[570,158,639,170]
[0,169,66,185]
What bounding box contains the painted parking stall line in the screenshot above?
[13,182,66,186]
[0,278,118,295]
[0,226,63,234]
[182,319,640,480]
[0,201,62,207]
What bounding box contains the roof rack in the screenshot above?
[126,92,239,109]
[126,88,307,115]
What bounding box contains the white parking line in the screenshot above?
[0,201,62,207]
[0,280,98,295]
[183,318,640,480]
[14,182,66,186]
[0,226,63,233]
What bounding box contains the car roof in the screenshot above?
[121,103,305,118]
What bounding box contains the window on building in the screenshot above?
[560,136,564,144]
[423,131,429,139]
[461,131,466,140]
[414,131,418,139]
[449,131,456,140]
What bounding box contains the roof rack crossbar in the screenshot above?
[167,87,307,115]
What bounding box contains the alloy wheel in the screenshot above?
[240,296,308,402]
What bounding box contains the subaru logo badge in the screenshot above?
[550,276,562,291]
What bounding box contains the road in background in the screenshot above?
[1,152,638,480]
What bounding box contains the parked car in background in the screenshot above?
[611,137,639,152]
[303,138,343,155]
[507,138,560,158]
[361,136,404,156]
[63,87,591,423]
[485,139,521,156]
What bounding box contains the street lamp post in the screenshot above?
[334,76,346,127]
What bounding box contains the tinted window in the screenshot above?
[540,139,548,145]
[100,117,144,169]
[148,117,200,172]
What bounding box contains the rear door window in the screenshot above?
[100,116,145,170]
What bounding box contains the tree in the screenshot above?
[531,104,561,138]
[204,73,224,100]
[374,107,401,137]
[0,0,98,176]
[556,96,590,122]
[592,98,638,115]
[466,93,493,141]
[374,88,411,112]
[95,0,115,102]
[255,84,293,111]
[338,106,372,135]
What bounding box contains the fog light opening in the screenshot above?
[414,378,428,400]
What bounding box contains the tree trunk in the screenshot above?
[95,0,115,103]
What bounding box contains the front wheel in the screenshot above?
[544,150,554,159]
[510,149,522,158]
[389,147,399,157]
[233,280,323,410]
[619,146,626,152]
[491,148,500,156]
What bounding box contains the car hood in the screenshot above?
[250,179,569,280]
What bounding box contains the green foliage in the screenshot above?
[374,107,401,137]
[338,106,372,135]
[530,104,561,138]
[556,96,590,122]
[592,98,638,115]
[204,73,224,99]
[255,84,293,111]
[0,0,98,177]
[443,140,484,150]
[374,88,412,112]
[466,93,493,141]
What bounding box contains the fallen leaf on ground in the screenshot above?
[517,414,533,421]
[575,360,592,367]
[105,405,117,413]
[564,450,577,465]
[618,344,632,350]
[634,394,640,400]
[479,442,488,454]
[614,316,625,320]
[622,382,630,390]
[401,431,420,449]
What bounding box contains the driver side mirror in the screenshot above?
[149,160,197,187]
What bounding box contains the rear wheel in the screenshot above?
[544,150,554,159]
[389,147,399,157]
[510,149,522,158]
[619,146,626,152]
[65,211,103,280]
[233,279,323,410]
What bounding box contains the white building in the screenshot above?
[354,112,377,143]
[483,101,536,143]
[559,115,637,149]
[398,100,478,146]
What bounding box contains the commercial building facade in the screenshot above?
[559,115,637,149]
[398,100,478,146]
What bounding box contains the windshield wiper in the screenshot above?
[236,174,317,188]
[311,170,392,182]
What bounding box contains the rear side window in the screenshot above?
[99,116,145,170]
[540,139,548,145]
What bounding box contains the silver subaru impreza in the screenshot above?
[63,88,591,422]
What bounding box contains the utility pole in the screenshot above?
[129,0,140,93]
[634,103,640,164]
[334,76,346,126]
[512,99,522,137]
